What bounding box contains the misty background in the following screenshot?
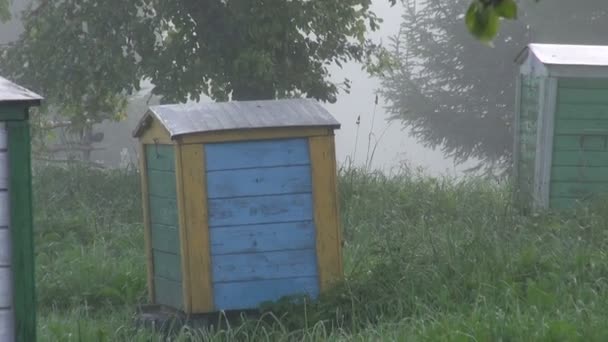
[1,0,605,176]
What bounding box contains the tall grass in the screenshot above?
[32,163,608,341]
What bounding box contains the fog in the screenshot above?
[1,0,480,177]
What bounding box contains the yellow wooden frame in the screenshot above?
[138,143,155,303]
[139,117,173,145]
[178,127,333,144]
[179,144,214,313]
[309,134,344,291]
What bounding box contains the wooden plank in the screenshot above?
[550,182,608,198]
[209,221,316,255]
[538,77,557,209]
[145,145,175,171]
[208,193,314,227]
[552,151,608,167]
[550,197,587,209]
[0,309,14,342]
[173,144,192,313]
[554,119,608,135]
[556,104,608,120]
[206,165,312,199]
[0,230,10,266]
[179,127,332,145]
[151,224,180,254]
[138,143,155,303]
[0,268,12,307]
[551,166,608,182]
[205,138,310,171]
[153,276,183,309]
[553,135,608,151]
[140,116,173,144]
[512,73,523,199]
[0,105,27,121]
[180,144,213,313]
[148,196,179,227]
[147,170,177,199]
[212,276,319,311]
[0,192,8,228]
[309,135,343,292]
[152,250,182,282]
[557,88,608,105]
[7,120,36,342]
[211,249,318,283]
[559,78,608,89]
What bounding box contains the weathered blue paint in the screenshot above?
[208,194,313,227]
[209,221,316,255]
[204,138,320,310]
[213,277,319,310]
[211,249,318,283]
[206,165,312,199]
[205,138,309,171]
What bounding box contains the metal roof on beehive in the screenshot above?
[516,43,608,66]
[133,98,341,138]
[0,76,42,105]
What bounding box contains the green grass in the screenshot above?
[32,163,608,341]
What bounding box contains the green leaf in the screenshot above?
[465,1,501,42]
[0,0,10,23]
[495,0,518,19]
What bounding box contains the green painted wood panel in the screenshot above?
[550,182,608,198]
[145,144,182,309]
[558,88,608,105]
[153,277,183,309]
[559,78,608,89]
[7,120,36,342]
[0,106,28,121]
[552,151,608,167]
[554,119,608,135]
[551,167,608,182]
[517,75,541,207]
[145,145,175,171]
[550,197,586,209]
[151,224,180,254]
[556,104,608,120]
[147,170,177,198]
[553,135,608,151]
[152,250,182,282]
[148,196,179,227]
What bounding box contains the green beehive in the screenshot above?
[0,76,42,342]
[514,43,608,210]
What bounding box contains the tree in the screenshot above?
[380,0,608,174]
[0,0,385,161]
[379,0,529,173]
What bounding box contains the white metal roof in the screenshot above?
[524,43,608,66]
[0,76,42,105]
[133,98,341,138]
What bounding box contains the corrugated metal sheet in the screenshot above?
[518,43,608,67]
[0,76,42,104]
[133,98,340,138]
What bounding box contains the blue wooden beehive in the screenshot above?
[133,98,344,314]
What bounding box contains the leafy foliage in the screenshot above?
[379,0,529,173]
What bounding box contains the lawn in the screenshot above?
[33,163,608,341]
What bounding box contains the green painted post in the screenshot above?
[0,76,42,342]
